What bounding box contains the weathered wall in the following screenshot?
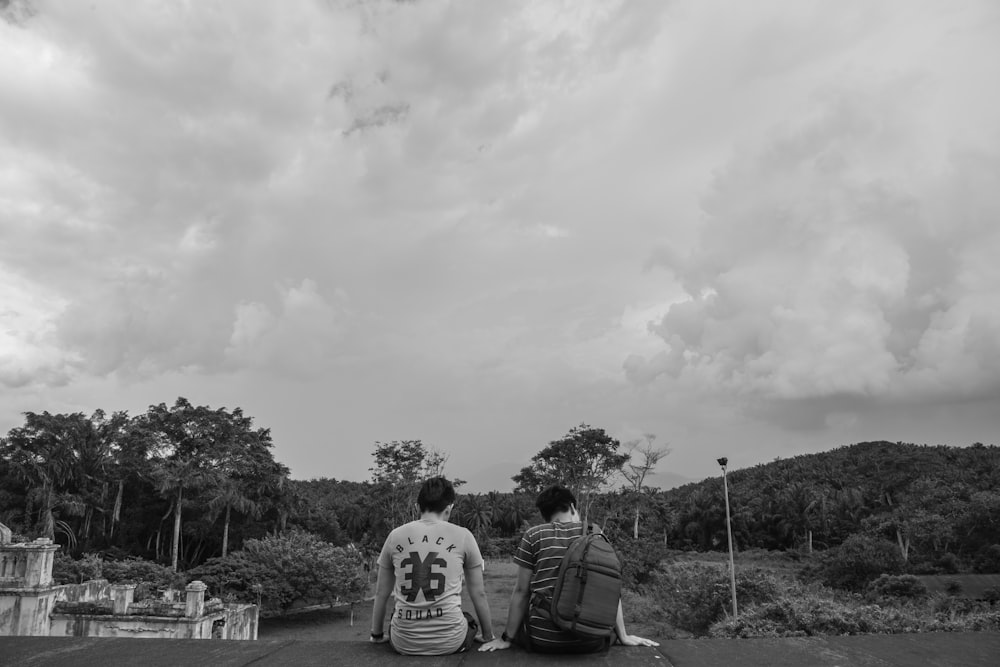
[0,589,59,636]
[52,580,111,603]
[49,613,221,639]
[223,604,259,640]
[1,536,261,641]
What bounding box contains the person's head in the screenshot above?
[417,476,456,515]
[535,485,577,521]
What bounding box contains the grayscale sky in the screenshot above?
[2,0,999,491]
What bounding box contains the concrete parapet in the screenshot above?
[0,532,258,641]
[184,581,207,619]
[0,538,59,588]
[111,584,136,615]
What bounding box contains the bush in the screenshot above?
[712,586,1000,638]
[613,538,671,590]
[866,574,928,600]
[935,552,961,574]
[646,562,782,635]
[187,529,367,613]
[801,535,904,591]
[102,557,184,590]
[51,552,103,584]
[710,593,892,638]
[973,545,1000,573]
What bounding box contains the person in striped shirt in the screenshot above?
[479,485,659,653]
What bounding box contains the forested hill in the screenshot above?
[675,440,999,501]
[658,441,1000,559]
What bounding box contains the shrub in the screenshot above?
[51,552,103,584]
[710,593,892,638]
[186,553,272,605]
[935,552,961,574]
[801,535,903,591]
[187,529,367,613]
[102,557,184,589]
[973,545,1000,574]
[613,538,671,590]
[866,574,928,600]
[646,562,783,635]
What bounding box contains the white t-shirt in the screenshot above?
[377,518,483,655]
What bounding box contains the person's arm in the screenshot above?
[464,564,495,642]
[613,599,660,647]
[370,564,394,643]
[479,565,532,652]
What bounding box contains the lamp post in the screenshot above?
[717,457,738,620]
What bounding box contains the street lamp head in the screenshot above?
[717,457,728,468]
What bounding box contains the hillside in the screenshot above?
[656,441,1000,567]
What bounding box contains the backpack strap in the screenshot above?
[568,524,604,635]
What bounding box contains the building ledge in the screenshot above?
[2,632,1000,666]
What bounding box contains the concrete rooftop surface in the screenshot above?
[2,633,999,666]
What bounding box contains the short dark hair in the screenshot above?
[535,485,576,521]
[417,477,456,513]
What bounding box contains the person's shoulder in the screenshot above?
[522,522,552,539]
[453,523,476,540]
[387,520,418,538]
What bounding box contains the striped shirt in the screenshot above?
[512,521,607,653]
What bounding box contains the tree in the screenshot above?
[369,440,456,533]
[620,433,670,539]
[679,486,726,550]
[1,411,91,541]
[141,398,283,570]
[512,424,630,525]
[455,493,492,542]
[776,482,821,553]
[153,457,219,571]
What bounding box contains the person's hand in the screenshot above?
[478,637,512,652]
[618,634,659,647]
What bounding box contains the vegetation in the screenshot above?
[3,401,999,635]
[187,530,367,614]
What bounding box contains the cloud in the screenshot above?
[0,264,74,388]
[225,279,350,377]
[633,74,1000,422]
[2,0,998,484]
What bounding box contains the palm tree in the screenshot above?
[777,482,820,552]
[679,486,726,550]
[457,494,493,542]
[2,412,86,540]
[206,479,261,558]
[153,457,219,571]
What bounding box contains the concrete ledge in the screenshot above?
[0,637,665,666]
[2,633,1000,666]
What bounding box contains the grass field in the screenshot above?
[258,559,664,642]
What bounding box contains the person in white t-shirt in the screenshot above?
[370,477,496,655]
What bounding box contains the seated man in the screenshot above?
[370,477,496,655]
[480,485,659,653]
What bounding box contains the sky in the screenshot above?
[2,0,999,492]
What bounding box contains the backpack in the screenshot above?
[541,524,623,639]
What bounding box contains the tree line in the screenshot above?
[2,399,998,576]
